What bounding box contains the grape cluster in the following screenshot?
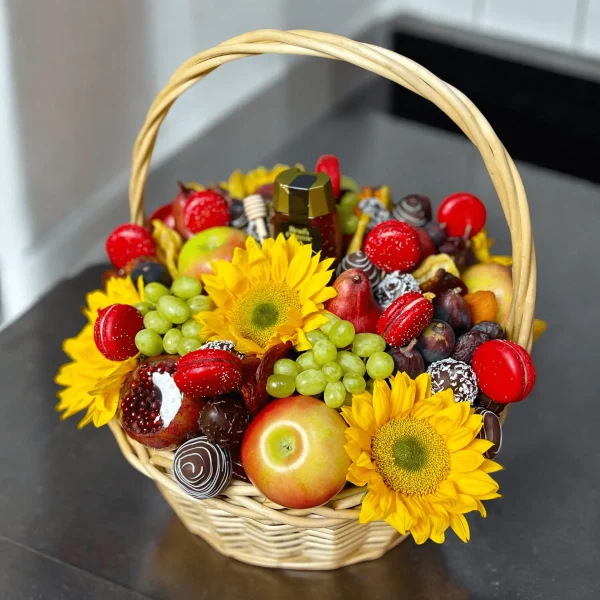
[336,191,360,235]
[266,313,395,409]
[134,277,214,357]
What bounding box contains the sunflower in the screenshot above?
[221,164,303,199]
[341,372,502,544]
[55,277,141,428]
[196,234,336,355]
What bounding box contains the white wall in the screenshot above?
[381,0,600,56]
[0,0,378,326]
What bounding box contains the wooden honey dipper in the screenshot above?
[243,194,269,242]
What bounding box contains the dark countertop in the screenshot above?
[1,106,598,600]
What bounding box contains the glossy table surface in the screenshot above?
[1,106,598,600]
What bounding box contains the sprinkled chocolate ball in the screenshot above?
[392,194,432,228]
[374,272,421,309]
[336,250,381,290]
[173,437,232,499]
[200,340,245,360]
[198,394,250,448]
[475,407,503,459]
[358,197,391,231]
[427,358,479,404]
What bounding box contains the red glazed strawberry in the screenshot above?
[119,355,202,449]
[106,224,156,269]
[149,203,176,229]
[174,348,243,399]
[377,291,434,347]
[183,189,230,234]
[94,304,143,361]
[437,192,486,239]
[316,154,341,199]
[364,221,421,273]
[472,339,536,404]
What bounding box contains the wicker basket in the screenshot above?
[109,29,536,570]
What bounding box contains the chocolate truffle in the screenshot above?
[392,194,432,228]
[374,272,421,309]
[173,437,232,499]
[336,250,381,290]
[200,340,245,360]
[358,197,391,231]
[475,408,503,459]
[198,395,250,448]
[427,358,479,404]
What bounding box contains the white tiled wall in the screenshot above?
[382,0,600,59]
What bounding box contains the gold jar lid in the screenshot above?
[273,168,336,220]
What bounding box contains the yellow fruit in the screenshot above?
[462,263,512,326]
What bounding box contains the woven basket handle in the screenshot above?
[129,29,536,349]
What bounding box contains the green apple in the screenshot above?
[177,226,247,279]
[241,395,350,509]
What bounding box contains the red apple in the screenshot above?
[177,226,247,279]
[241,396,350,509]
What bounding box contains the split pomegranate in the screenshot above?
[119,355,203,449]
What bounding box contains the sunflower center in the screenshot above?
[231,282,301,349]
[371,418,450,496]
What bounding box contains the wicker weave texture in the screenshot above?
[110,29,536,569]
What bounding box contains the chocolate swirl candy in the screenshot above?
[475,408,503,459]
[336,250,381,290]
[173,437,232,499]
[392,194,432,228]
[358,197,391,232]
[200,340,245,361]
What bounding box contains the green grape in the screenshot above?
[134,301,152,317]
[187,295,214,315]
[135,329,163,357]
[337,351,366,376]
[143,310,172,335]
[295,369,327,396]
[340,213,359,235]
[366,379,375,394]
[171,276,202,299]
[343,373,367,394]
[181,318,203,339]
[340,174,360,193]
[144,282,170,304]
[177,337,203,356]
[266,374,296,398]
[312,339,338,365]
[366,351,395,380]
[157,295,190,325]
[273,358,300,379]
[324,382,346,409]
[339,191,360,212]
[296,351,320,372]
[322,361,343,383]
[320,312,340,335]
[306,330,328,347]
[329,320,356,348]
[352,333,386,357]
[163,328,183,354]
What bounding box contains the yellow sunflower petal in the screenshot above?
[359,491,385,524]
[445,426,478,451]
[451,471,499,496]
[346,425,372,452]
[414,373,432,402]
[389,372,414,419]
[372,380,391,428]
[285,243,313,288]
[352,397,377,436]
[451,450,485,473]
[449,513,471,543]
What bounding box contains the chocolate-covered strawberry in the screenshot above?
[119,355,202,449]
[198,394,250,448]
